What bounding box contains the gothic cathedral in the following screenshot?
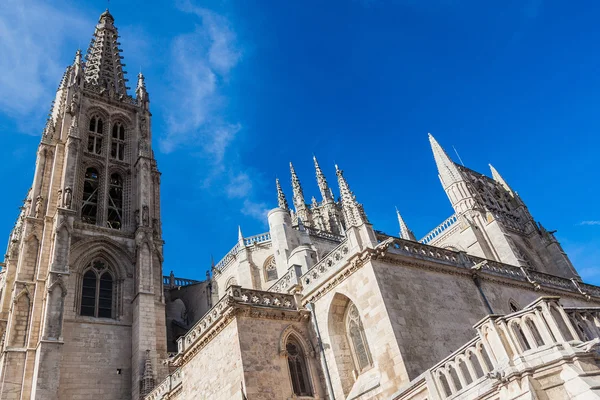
[2,10,600,400]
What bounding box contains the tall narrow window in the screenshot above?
[111,122,126,161]
[345,303,373,374]
[286,336,312,396]
[79,260,113,318]
[107,173,123,230]
[81,168,99,225]
[87,116,103,155]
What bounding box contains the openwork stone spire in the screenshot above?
[489,164,514,197]
[396,207,416,241]
[140,350,155,397]
[276,178,289,210]
[313,155,333,203]
[84,9,128,96]
[429,133,463,189]
[290,162,306,210]
[335,164,368,227]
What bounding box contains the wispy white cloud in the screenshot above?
[0,0,90,125]
[241,199,269,221]
[579,221,600,226]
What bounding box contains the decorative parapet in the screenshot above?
[243,232,271,246]
[394,297,599,400]
[214,242,243,272]
[419,214,458,245]
[214,232,272,273]
[300,239,351,294]
[268,264,303,294]
[305,227,344,243]
[162,274,201,288]
[144,368,183,400]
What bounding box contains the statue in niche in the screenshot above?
[68,92,80,115]
[142,205,149,227]
[64,187,73,209]
[34,196,43,218]
[139,116,148,138]
[135,209,140,227]
[57,189,63,208]
[24,198,32,216]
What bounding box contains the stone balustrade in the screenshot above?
[144,368,183,400]
[243,232,271,246]
[214,232,271,272]
[162,275,201,288]
[394,297,592,400]
[268,264,303,294]
[300,239,350,293]
[420,214,458,244]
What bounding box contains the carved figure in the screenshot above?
[142,205,149,227]
[57,189,63,208]
[135,209,140,226]
[35,196,43,218]
[68,92,80,115]
[64,187,73,209]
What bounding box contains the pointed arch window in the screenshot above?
[111,122,126,161]
[286,336,313,397]
[88,116,103,155]
[82,167,100,225]
[107,173,123,230]
[264,256,278,282]
[80,260,114,318]
[345,303,373,374]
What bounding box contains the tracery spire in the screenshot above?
[335,164,368,228]
[84,9,129,97]
[428,133,463,189]
[396,207,416,241]
[489,164,514,197]
[313,155,333,203]
[275,178,289,210]
[290,162,306,210]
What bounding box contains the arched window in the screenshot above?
[264,256,278,282]
[286,336,312,397]
[509,299,520,313]
[80,259,114,318]
[225,277,237,288]
[345,303,373,374]
[88,116,103,155]
[107,173,123,230]
[82,168,100,225]
[111,122,126,161]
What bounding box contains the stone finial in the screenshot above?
[275,178,289,210]
[396,207,417,241]
[335,164,368,228]
[136,72,149,104]
[428,133,463,189]
[140,349,155,397]
[289,162,306,211]
[238,225,244,243]
[313,155,333,203]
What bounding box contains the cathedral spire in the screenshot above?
[489,164,514,197]
[336,164,368,227]
[396,207,416,241]
[275,178,289,210]
[313,155,333,203]
[72,49,84,86]
[290,162,306,210]
[428,133,463,189]
[84,9,129,97]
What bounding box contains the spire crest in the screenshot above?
[290,162,306,210]
[428,133,463,188]
[336,164,368,227]
[396,207,416,241]
[313,155,333,203]
[275,178,289,210]
[489,164,514,196]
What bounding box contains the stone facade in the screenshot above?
[2,9,600,400]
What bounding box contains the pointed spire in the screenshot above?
[238,225,244,242]
[313,155,333,203]
[428,133,463,188]
[489,164,514,197]
[289,162,306,210]
[136,72,148,103]
[140,350,155,397]
[275,178,289,210]
[335,164,368,227]
[84,9,129,97]
[396,207,416,241]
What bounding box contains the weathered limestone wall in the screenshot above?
[178,319,244,399]
[236,315,324,400]
[371,258,600,380]
[58,320,131,399]
[311,261,407,400]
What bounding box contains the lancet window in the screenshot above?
[88,116,103,155]
[81,167,100,225]
[345,303,373,374]
[80,259,114,318]
[107,173,123,230]
[286,336,312,396]
[111,122,126,161]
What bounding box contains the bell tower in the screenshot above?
[0,10,166,400]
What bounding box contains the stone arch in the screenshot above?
[44,276,67,340]
[508,298,521,313]
[225,276,237,288]
[9,288,31,347]
[279,325,315,358]
[52,224,71,272]
[263,255,278,282]
[19,233,40,281]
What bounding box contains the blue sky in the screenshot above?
[1,0,599,284]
